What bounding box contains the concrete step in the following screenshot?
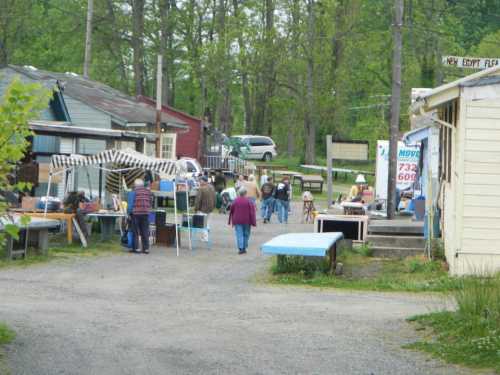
[368,223,424,236]
[371,246,425,258]
[366,235,425,249]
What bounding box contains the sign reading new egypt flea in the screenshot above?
[442,56,500,70]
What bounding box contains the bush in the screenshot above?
[431,239,445,261]
[355,243,373,257]
[0,323,15,345]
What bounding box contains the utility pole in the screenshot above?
[387,0,403,219]
[156,55,163,158]
[83,0,93,78]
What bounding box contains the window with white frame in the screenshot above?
[161,133,177,159]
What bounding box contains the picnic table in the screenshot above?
[10,209,76,244]
[1,215,59,259]
[88,211,126,241]
[261,232,344,273]
[272,170,303,185]
[298,174,324,193]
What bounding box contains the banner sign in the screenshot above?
[375,140,420,200]
[330,141,369,161]
[442,56,500,70]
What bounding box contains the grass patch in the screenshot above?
[406,274,500,373]
[0,234,123,269]
[268,251,466,293]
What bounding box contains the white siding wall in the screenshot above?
[457,97,500,275]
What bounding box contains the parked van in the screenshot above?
[229,135,278,161]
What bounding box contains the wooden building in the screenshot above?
[411,65,500,275]
[0,65,187,197]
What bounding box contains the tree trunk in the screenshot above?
[105,0,129,93]
[304,0,316,165]
[83,0,93,78]
[387,0,404,219]
[216,0,231,134]
[132,0,145,96]
[232,0,252,133]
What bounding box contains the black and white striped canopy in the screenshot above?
[51,149,177,176]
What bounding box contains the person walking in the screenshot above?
[213,169,227,194]
[228,187,256,254]
[235,174,245,191]
[243,174,260,205]
[194,176,216,241]
[274,177,290,224]
[260,177,275,223]
[260,169,269,187]
[128,179,152,254]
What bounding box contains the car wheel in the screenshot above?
[263,152,272,162]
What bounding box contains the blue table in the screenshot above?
[261,232,344,272]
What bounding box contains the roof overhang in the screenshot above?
[411,64,500,115]
[29,121,158,142]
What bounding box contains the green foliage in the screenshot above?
[0,79,51,245]
[1,0,497,160]
[0,323,15,345]
[407,274,500,372]
[355,243,373,257]
[272,255,330,277]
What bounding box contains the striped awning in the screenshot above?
[50,149,177,176]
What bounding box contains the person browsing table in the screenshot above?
[127,179,152,254]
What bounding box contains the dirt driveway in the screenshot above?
[0,206,473,375]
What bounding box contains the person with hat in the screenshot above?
[349,174,370,202]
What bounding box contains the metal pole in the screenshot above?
[326,135,333,207]
[155,55,163,158]
[174,181,179,256]
[44,166,53,217]
[387,0,404,219]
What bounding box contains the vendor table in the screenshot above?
[261,232,344,273]
[88,212,125,241]
[1,215,59,259]
[152,191,197,209]
[273,170,303,185]
[11,210,76,245]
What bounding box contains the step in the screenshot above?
[366,235,425,249]
[371,246,425,259]
[368,223,424,236]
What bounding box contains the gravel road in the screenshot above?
[0,205,479,375]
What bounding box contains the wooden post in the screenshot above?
[387,0,404,219]
[83,0,93,78]
[155,55,163,158]
[326,135,333,207]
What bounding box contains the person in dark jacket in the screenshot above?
[128,179,152,254]
[213,170,227,194]
[260,177,275,223]
[274,177,290,224]
[228,187,256,254]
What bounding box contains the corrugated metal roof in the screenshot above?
[8,65,187,129]
[29,120,157,142]
[460,75,500,87]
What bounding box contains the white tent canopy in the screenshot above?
[50,148,178,176]
[46,148,190,256]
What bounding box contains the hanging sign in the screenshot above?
[442,56,500,70]
[375,140,420,200]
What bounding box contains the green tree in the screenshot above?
[0,79,51,244]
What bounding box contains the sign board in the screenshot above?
[442,56,500,70]
[375,140,420,200]
[330,141,368,161]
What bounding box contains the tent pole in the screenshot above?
[44,166,53,217]
[174,181,179,256]
[186,182,191,250]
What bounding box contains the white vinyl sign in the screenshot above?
[442,56,500,70]
[375,140,420,200]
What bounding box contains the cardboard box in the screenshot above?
[21,196,39,210]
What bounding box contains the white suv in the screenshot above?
[230,135,278,161]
